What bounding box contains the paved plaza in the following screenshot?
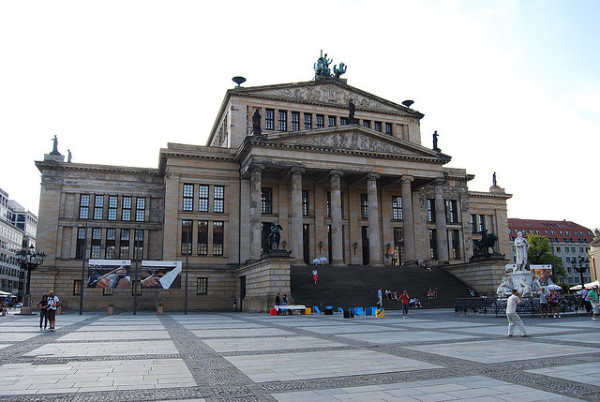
[0,309,599,401]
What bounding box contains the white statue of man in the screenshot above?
[518,276,532,298]
[497,277,513,298]
[514,231,529,271]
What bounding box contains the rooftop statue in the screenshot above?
[432,131,440,152]
[50,135,61,155]
[314,51,346,78]
[333,63,347,78]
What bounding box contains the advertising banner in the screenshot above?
[530,264,553,284]
[141,261,182,289]
[87,259,131,288]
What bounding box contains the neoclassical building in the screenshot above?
[34,67,511,311]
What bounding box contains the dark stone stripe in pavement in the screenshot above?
[159,314,277,402]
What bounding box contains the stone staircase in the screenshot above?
[290,264,471,310]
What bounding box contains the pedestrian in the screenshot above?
[275,293,281,306]
[548,288,561,318]
[312,269,318,285]
[539,288,549,318]
[282,293,288,306]
[506,289,528,337]
[399,290,410,319]
[581,287,592,314]
[37,295,49,331]
[46,290,61,332]
[589,285,599,321]
[377,288,383,308]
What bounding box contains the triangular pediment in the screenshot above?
[258,127,445,161]
[231,80,420,117]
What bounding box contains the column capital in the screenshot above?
[434,177,446,186]
[367,172,380,181]
[329,169,344,179]
[290,167,305,176]
[401,175,414,183]
[250,164,265,173]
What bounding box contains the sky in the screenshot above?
[1,0,598,232]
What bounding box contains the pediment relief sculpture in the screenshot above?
[282,132,434,157]
[252,84,401,114]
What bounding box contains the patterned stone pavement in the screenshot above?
[0,309,598,401]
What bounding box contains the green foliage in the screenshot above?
[555,282,570,293]
[526,234,566,278]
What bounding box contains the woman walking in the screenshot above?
[37,295,48,331]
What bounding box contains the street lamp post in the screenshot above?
[15,244,46,314]
[573,257,588,292]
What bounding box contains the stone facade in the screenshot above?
[33,76,512,312]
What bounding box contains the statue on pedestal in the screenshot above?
[514,231,529,272]
[268,223,283,251]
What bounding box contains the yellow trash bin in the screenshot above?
[304,307,312,315]
[376,309,385,318]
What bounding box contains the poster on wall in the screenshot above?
[530,265,553,284]
[141,261,182,289]
[87,259,132,288]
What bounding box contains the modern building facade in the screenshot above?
[0,188,38,296]
[33,65,512,311]
[508,218,594,285]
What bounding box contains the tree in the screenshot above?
[526,235,565,279]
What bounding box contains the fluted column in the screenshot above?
[290,167,304,262]
[434,179,449,263]
[249,165,264,260]
[330,170,344,266]
[400,175,415,264]
[367,173,382,265]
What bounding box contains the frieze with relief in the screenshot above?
[298,132,406,155]
[259,85,400,114]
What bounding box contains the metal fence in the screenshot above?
[454,295,584,317]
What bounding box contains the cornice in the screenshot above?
[35,161,160,176]
[468,191,513,200]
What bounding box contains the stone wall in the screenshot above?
[443,259,508,297]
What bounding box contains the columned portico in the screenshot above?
[434,179,449,264]
[249,164,264,260]
[367,173,383,266]
[290,167,304,263]
[329,170,344,266]
[401,175,415,264]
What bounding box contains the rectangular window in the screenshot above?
[291,111,300,131]
[105,228,116,259]
[94,195,104,220]
[265,109,275,130]
[316,114,324,128]
[103,287,113,296]
[122,196,132,221]
[304,114,312,130]
[427,199,436,222]
[91,228,102,259]
[302,190,309,216]
[360,194,368,219]
[135,198,146,222]
[119,229,130,258]
[133,229,144,260]
[197,278,208,295]
[328,116,336,127]
[214,185,224,213]
[451,229,461,259]
[261,222,272,252]
[79,194,90,220]
[374,121,382,132]
[326,191,331,217]
[197,220,208,255]
[196,185,208,212]
[478,215,486,232]
[213,221,224,256]
[470,214,477,233]
[392,196,403,220]
[447,200,458,223]
[363,120,371,128]
[340,117,348,126]
[108,196,118,221]
[278,110,287,131]
[261,188,272,214]
[429,229,438,260]
[181,220,192,255]
[183,184,194,211]
[76,227,87,259]
[385,123,393,135]
[73,280,81,296]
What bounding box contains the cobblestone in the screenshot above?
[0,309,598,401]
